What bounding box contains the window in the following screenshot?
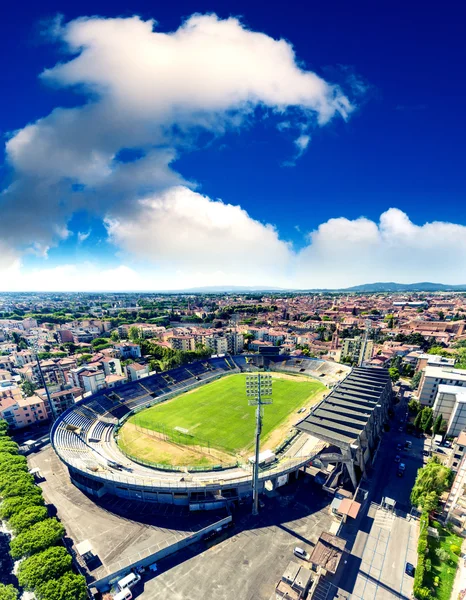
[459,446,464,452]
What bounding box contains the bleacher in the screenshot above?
[52,355,240,466]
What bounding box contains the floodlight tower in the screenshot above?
[246,373,273,516]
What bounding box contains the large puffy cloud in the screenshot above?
[4,206,466,290]
[105,186,292,285]
[1,13,353,264]
[295,208,466,287]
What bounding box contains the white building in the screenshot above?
[101,357,123,377]
[126,363,149,381]
[433,385,466,437]
[418,366,466,406]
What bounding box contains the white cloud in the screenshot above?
[77,230,91,243]
[105,186,292,286]
[1,13,353,263]
[3,207,466,290]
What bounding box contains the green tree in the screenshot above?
[18,546,73,590]
[411,370,423,390]
[411,458,452,509]
[9,505,48,534]
[128,326,140,343]
[420,407,433,433]
[0,419,8,436]
[110,330,120,342]
[432,414,444,436]
[422,490,439,513]
[0,493,44,520]
[414,411,423,431]
[10,518,65,559]
[388,367,400,383]
[0,471,35,493]
[408,398,421,414]
[0,453,28,473]
[36,572,87,600]
[22,380,37,397]
[1,480,42,500]
[435,547,449,562]
[0,584,19,600]
[0,439,19,455]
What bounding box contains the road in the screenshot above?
[339,396,424,599]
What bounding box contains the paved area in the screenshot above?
[138,478,333,600]
[28,446,225,583]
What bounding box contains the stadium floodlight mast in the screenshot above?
[246,373,273,516]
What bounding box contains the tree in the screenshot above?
[411,458,452,509]
[0,493,44,520]
[9,505,48,534]
[411,370,423,390]
[414,411,423,431]
[0,471,35,493]
[0,419,9,436]
[10,518,65,559]
[432,414,444,436]
[422,490,440,513]
[22,380,37,397]
[0,439,19,455]
[18,546,72,590]
[1,481,42,500]
[128,326,140,343]
[420,407,433,433]
[0,453,28,473]
[110,330,120,342]
[388,367,400,383]
[408,398,421,414]
[435,547,449,562]
[36,572,87,600]
[0,584,19,600]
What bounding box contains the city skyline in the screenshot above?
[2,1,466,291]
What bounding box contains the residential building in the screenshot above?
[340,337,374,365]
[418,366,466,406]
[432,385,466,437]
[275,561,313,600]
[0,381,48,429]
[101,357,123,377]
[57,329,74,343]
[448,431,466,472]
[204,335,228,355]
[416,353,456,372]
[445,450,466,532]
[170,335,196,352]
[113,343,142,359]
[226,332,244,354]
[126,362,149,381]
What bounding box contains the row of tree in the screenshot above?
[0,420,87,600]
[412,406,447,436]
[410,457,453,598]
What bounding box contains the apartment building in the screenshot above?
[445,447,466,532]
[0,381,48,429]
[204,335,228,355]
[448,431,466,471]
[101,357,123,377]
[418,366,466,406]
[126,362,149,381]
[340,337,374,365]
[432,386,466,437]
[113,343,142,359]
[226,332,244,354]
[170,335,196,352]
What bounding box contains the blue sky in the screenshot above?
[1,0,466,290]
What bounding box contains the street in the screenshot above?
[339,396,423,599]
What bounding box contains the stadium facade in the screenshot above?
[50,356,391,510]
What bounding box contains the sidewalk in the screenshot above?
[451,538,466,600]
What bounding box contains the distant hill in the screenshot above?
[343,282,466,293]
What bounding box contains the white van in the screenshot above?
[113,589,132,600]
[117,572,141,591]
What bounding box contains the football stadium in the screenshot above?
[50,355,379,510]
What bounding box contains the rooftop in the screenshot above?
[309,532,346,574]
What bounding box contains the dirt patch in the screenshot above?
[118,422,233,468]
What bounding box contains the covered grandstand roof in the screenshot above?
[296,367,391,447]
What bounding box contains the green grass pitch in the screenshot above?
[127,373,325,454]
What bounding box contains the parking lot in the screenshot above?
[28,446,227,583]
[121,477,334,600]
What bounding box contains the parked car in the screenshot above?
[398,426,403,432]
[294,546,310,560]
[397,443,402,451]
[394,455,401,463]
[405,441,412,449]
[405,562,415,577]
[398,463,406,477]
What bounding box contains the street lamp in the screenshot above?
[246,373,273,516]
